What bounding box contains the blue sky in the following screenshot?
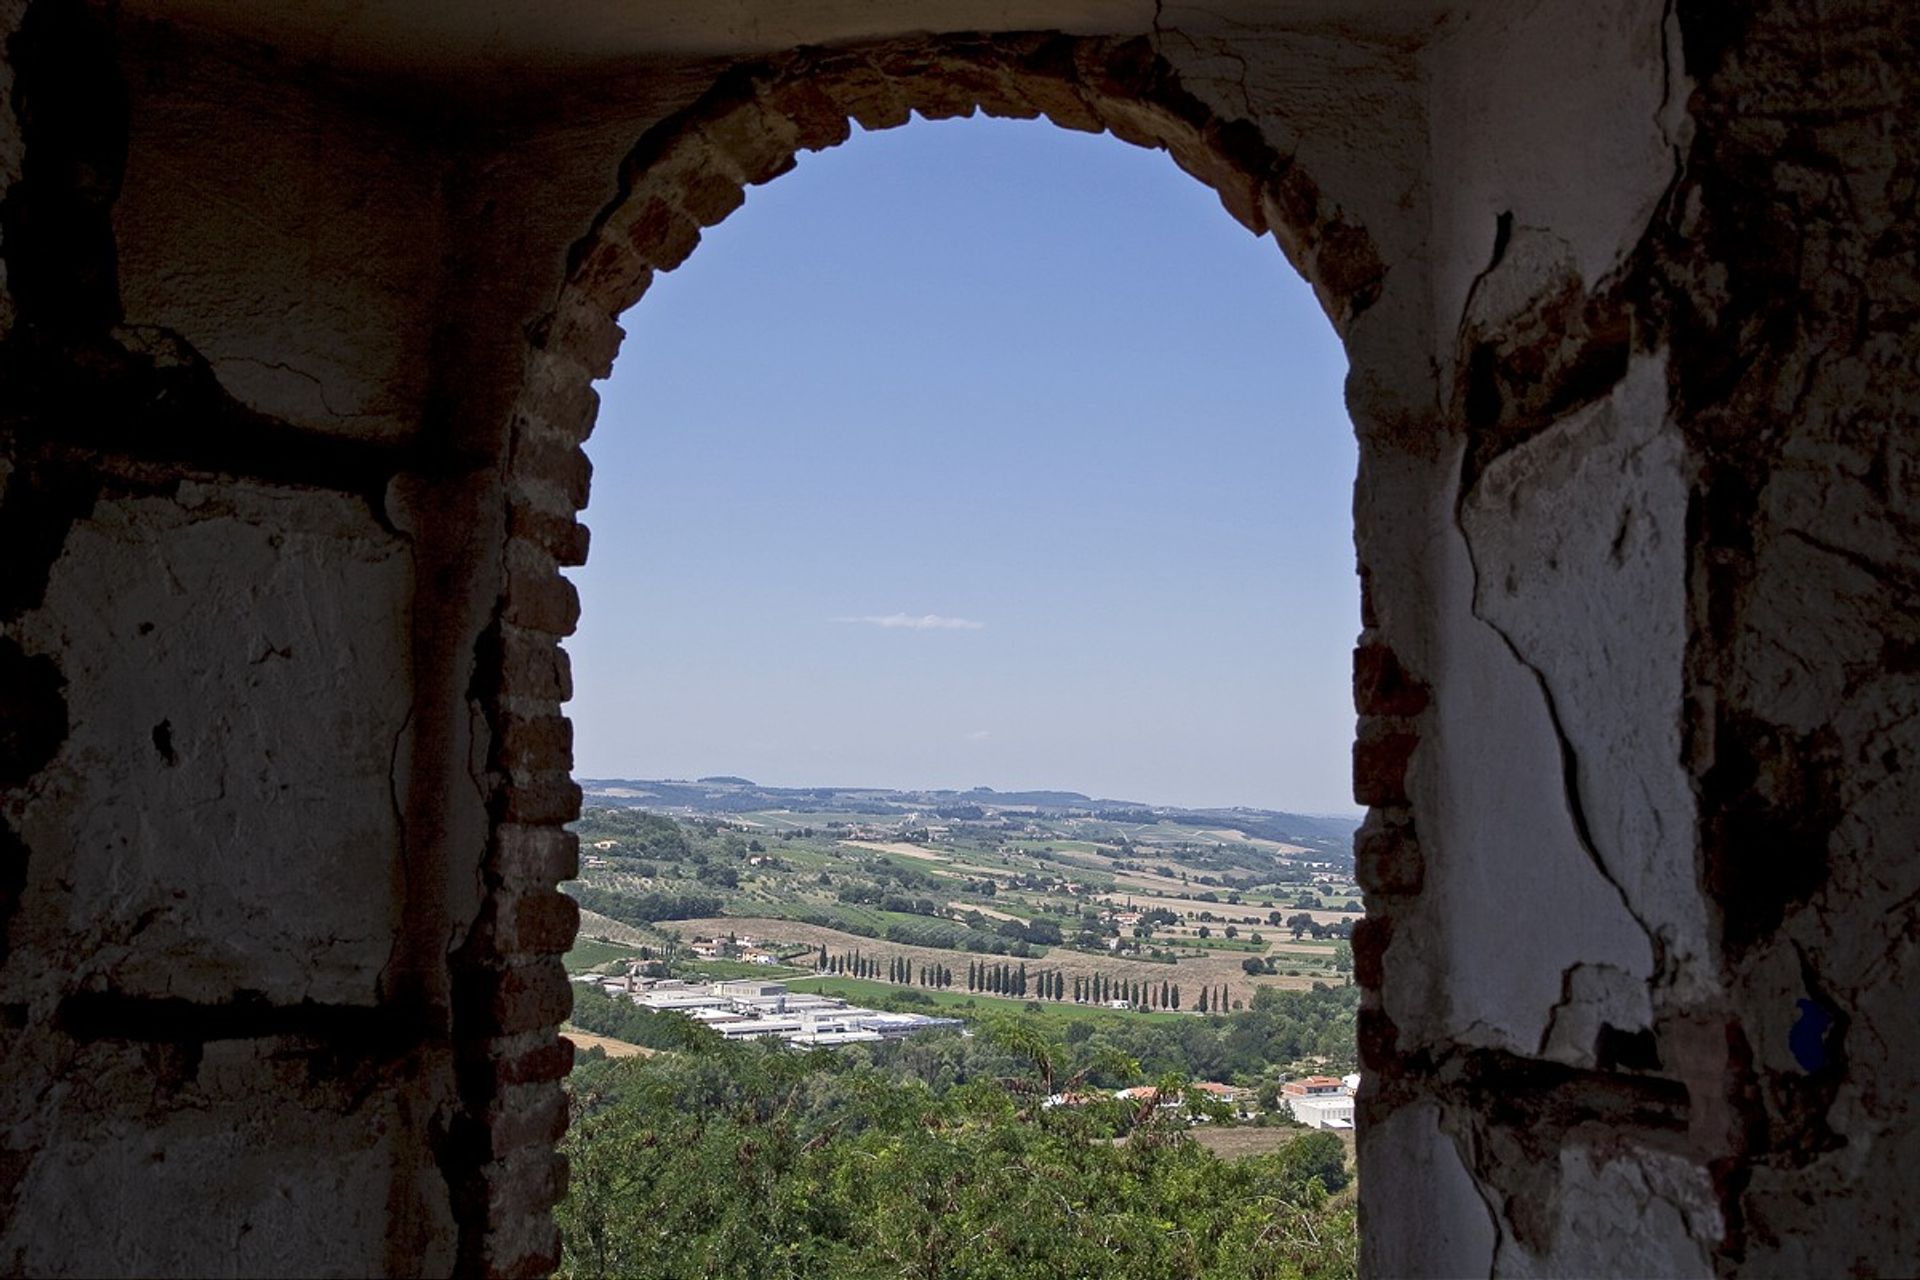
[565,115,1359,814]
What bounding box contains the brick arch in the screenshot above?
[467,32,1388,1273]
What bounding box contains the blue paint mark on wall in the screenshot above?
[1790,997,1833,1072]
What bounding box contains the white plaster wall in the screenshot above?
[0,1038,454,1276]
[1395,438,1654,1054]
[1459,356,1710,1006]
[112,29,447,441]
[1424,0,1684,368]
[1496,1146,1716,1277]
[3,481,412,1007]
[1361,1100,1498,1278]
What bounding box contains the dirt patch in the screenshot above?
[1096,889,1358,928]
[562,1028,654,1059]
[1189,1125,1356,1164]
[951,900,1020,922]
[841,839,951,861]
[575,908,655,945]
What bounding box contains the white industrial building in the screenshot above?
[1287,1092,1356,1130]
[578,977,961,1048]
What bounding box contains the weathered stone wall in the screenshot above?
[0,0,1912,1275]
[1356,1,1920,1277]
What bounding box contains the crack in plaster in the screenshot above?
[215,356,355,422]
[1451,453,1667,978]
[378,699,416,998]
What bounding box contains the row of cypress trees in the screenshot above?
[815,945,1237,1013]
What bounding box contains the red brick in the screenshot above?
[496,1034,576,1087]
[512,436,591,511]
[1355,808,1424,895]
[543,297,626,380]
[468,962,573,1037]
[500,628,573,705]
[1313,218,1385,316]
[1351,916,1392,992]
[496,713,573,777]
[507,498,590,567]
[488,1082,570,1155]
[896,63,978,120]
[759,78,852,152]
[823,63,913,131]
[1354,641,1430,718]
[483,1148,568,1218]
[490,1231,561,1280]
[511,890,580,955]
[623,196,702,271]
[1353,718,1419,808]
[1356,1008,1400,1073]
[695,104,798,186]
[518,362,602,444]
[503,565,579,638]
[677,167,747,226]
[492,823,579,885]
[500,776,581,825]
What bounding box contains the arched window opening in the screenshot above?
[536,54,1372,1278]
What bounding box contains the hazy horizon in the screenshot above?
[565,116,1362,816]
[576,771,1364,819]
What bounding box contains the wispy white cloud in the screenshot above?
[834,613,985,631]
[964,729,992,742]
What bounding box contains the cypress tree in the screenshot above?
[1171,983,1181,1009]
[1017,963,1028,997]
[1197,987,1208,1013]
[967,961,976,991]
[1161,980,1170,1008]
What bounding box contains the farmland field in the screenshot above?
[564,781,1359,1020]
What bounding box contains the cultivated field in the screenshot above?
[660,916,1325,1008]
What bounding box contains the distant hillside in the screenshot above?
[575,777,1360,846]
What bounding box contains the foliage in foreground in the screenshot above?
[557,1033,1356,1280]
